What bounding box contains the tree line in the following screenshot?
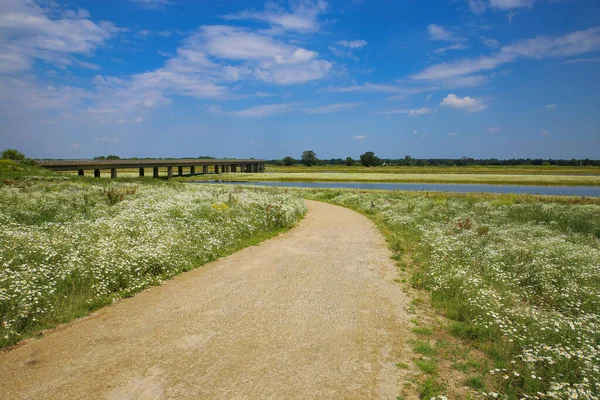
[270,151,600,167]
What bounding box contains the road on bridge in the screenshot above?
[0,201,412,399]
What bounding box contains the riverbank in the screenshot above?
[180,171,600,186]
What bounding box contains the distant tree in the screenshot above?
[359,151,381,167]
[345,157,354,166]
[106,155,120,160]
[282,156,295,166]
[301,150,318,167]
[1,149,25,161]
[94,156,106,160]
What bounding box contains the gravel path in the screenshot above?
[0,200,412,400]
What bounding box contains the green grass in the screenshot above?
[412,340,437,357]
[415,359,438,374]
[300,187,600,399]
[181,171,600,186]
[412,326,434,336]
[266,165,600,175]
[419,377,446,399]
[465,376,486,390]
[0,168,306,348]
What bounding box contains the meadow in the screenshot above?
[266,165,600,176]
[0,162,306,347]
[301,188,600,399]
[185,171,600,186]
[2,160,599,398]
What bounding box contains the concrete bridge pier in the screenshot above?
[231,165,237,173]
[178,166,183,176]
[78,169,84,176]
[167,166,173,179]
[225,164,231,173]
[94,169,100,178]
[214,165,219,174]
[203,165,208,175]
[153,167,159,178]
[111,169,117,179]
[190,166,195,176]
[139,167,144,177]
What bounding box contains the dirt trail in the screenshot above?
[0,200,412,400]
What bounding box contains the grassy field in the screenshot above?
[300,188,600,399]
[0,161,306,347]
[266,165,600,175]
[183,171,600,186]
[3,161,599,398]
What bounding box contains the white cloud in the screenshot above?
[441,94,486,112]
[223,0,328,33]
[303,102,361,114]
[428,24,463,42]
[426,94,432,100]
[448,132,458,136]
[328,83,407,93]
[0,77,93,114]
[433,43,469,54]
[330,39,367,59]
[209,103,298,118]
[127,0,172,9]
[481,37,501,49]
[412,53,512,81]
[69,142,83,149]
[466,0,536,13]
[412,27,600,81]
[489,0,535,10]
[545,103,557,108]
[412,129,419,134]
[467,0,487,14]
[338,39,367,49]
[0,0,121,73]
[255,91,276,97]
[408,107,433,116]
[192,25,332,84]
[488,126,502,133]
[562,58,600,64]
[353,135,367,140]
[541,130,549,136]
[95,136,120,141]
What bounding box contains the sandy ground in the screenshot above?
[0,200,412,400]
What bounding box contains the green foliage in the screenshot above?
[359,151,381,167]
[419,377,446,399]
[1,149,25,161]
[301,150,318,167]
[412,326,434,336]
[282,156,295,166]
[345,156,354,166]
[302,188,600,399]
[415,359,437,374]
[465,376,486,390]
[0,181,306,347]
[413,340,437,356]
[94,155,120,160]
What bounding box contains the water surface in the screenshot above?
[187,180,600,197]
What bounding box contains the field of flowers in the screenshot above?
[304,189,600,399]
[0,178,306,347]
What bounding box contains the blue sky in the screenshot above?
[1,0,599,160]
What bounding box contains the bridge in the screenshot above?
[36,159,266,179]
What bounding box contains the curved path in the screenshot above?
[0,201,411,399]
